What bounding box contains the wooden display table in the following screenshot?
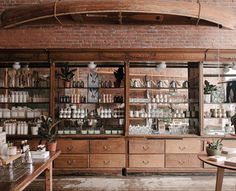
[0,151,61,191]
[198,152,236,191]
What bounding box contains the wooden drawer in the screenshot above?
[54,155,88,168]
[129,140,164,154]
[166,139,202,153]
[57,140,89,154]
[90,140,125,154]
[129,154,164,168]
[90,154,125,168]
[166,154,202,168]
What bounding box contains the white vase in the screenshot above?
[204,94,211,103]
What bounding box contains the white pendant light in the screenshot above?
[88,61,96,70]
[12,62,21,70]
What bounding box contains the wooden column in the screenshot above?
[45,162,53,191]
[50,60,55,120]
[124,60,130,136]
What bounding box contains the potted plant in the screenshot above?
[114,66,124,88]
[38,116,61,152]
[231,113,236,134]
[204,80,217,103]
[58,64,77,88]
[206,138,223,156]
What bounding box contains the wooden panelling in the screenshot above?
[129,154,164,168]
[90,154,126,168]
[54,155,88,168]
[166,154,202,168]
[129,140,164,154]
[57,140,89,154]
[166,139,202,153]
[90,140,125,154]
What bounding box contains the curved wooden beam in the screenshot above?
[1,0,235,29]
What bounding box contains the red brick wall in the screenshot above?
[0,0,236,49]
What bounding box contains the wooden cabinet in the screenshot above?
[90,140,125,154]
[54,155,89,168]
[57,139,89,154]
[129,154,164,168]
[166,139,202,153]
[166,154,202,168]
[90,154,126,168]
[129,140,164,154]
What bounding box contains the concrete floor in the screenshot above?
[25,175,236,191]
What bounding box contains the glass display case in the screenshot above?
[55,62,125,136]
[128,62,200,136]
[0,62,50,136]
[203,62,236,135]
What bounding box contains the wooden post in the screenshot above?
[215,167,224,191]
[45,162,53,191]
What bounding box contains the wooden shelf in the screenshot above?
[129,117,197,120]
[204,102,236,104]
[0,102,49,104]
[0,87,50,90]
[57,102,124,105]
[129,102,198,105]
[129,87,190,91]
[56,87,124,90]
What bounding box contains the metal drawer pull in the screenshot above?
[178,146,186,151]
[67,145,73,151]
[67,160,73,165]
[178,160,185,165]
[103,160,111,165]
[143,145,150,151]
[142,160,149,165]
[103,145,111,151]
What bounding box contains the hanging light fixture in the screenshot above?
[12,62,21,70]
[88,61,97,70]
[156,61,166,71]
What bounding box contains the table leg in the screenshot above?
[215,167,225,191]
[45,162,53,191]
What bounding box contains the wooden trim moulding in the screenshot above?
[1,49,236,62]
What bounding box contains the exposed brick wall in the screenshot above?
[0,0,236,49]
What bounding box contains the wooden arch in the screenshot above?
[1,0,235,29]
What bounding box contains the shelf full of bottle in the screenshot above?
[1,118,43,136]
[0,91,49,104]
[0,67,50,88]
[58,93,124,104]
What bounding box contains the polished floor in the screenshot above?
[25,175,236,191]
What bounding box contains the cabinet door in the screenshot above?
[166,139,202,153]
[54,155,89,168]
[57,140,89,154]
[166,154,202,168]
[90,154,125,168]
[129,154,164,168]
[129,140,164,154]
[90,140,125,154]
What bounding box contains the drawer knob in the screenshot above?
[178,146,186,151]
[67,146,73,151]
[103,160,111,165]
[143,145,150,151]
[178,160,185,165]
[67,160,73,165]
[142,160,149,165]
[103,145,111,151]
